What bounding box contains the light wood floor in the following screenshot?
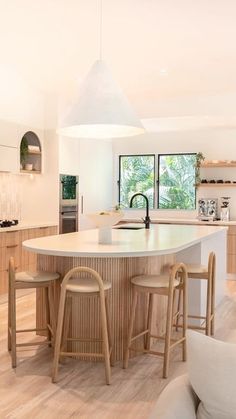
[1,282,236,419]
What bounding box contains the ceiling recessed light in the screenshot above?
[159,68,168,76]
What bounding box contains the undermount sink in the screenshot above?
[115,225,144,230]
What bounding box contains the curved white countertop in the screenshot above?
[23,224,227,258]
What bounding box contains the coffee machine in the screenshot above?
[198,198,218,221]
[220,197,230,221]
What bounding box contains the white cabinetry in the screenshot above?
[0,145,18,172]
[78,139,113,230]
[59,137,113,231]
[0,121,18,172]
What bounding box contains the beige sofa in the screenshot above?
[149,331,236,419]
[149,374,199,419]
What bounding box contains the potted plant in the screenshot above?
[195,152,205,186]
[20,136,28,169]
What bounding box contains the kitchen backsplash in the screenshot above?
[0,173,21,220]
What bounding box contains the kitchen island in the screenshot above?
[23,224,227,361]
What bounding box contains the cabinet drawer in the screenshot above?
[20,229,29,269]
[228,226,236,235]
[48,226,58,235]
[227,235,236,254]
[36,227,51,237]
[5,231,20,246]
[0,271,8,294]
[227,254,236,273]
[4,245,20,271]
[0,233,5,248]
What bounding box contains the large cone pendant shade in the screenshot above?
[58,60,145,138]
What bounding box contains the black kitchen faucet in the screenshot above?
[129,193,151,229]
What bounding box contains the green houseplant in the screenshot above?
[20,136,28,168]
[195,152,205,186]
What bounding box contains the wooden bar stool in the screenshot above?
[123,263,188,378]
[8,257,59,368]
[52,266,113,385]
[176,252,216,336]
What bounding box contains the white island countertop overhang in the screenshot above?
[23,224,227,258]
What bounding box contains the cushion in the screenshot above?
[187,330,236,419]
[149,374,199,419]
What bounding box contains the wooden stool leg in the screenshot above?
[105,296,114,367]
[211,265,216,336]
[163,286,174,378]
[45,286,51,346]
[60,296,72,364]
[48,284,56,341]
[123,290,138,369]
[10,285,17,368]
[52,288,67,383]
[175,288,182,331]
[145,293,153,350]
[206,276,212,336]
[182,276,188,362]
[100,292,111,385]
[8,280,12,352]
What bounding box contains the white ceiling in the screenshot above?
[1,0,236,120]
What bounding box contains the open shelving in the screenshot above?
[20,131,42,174]
[201,161,236,168]
[198,183,236,187]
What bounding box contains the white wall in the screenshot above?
[113,128,236,219]
[0,67,58,225]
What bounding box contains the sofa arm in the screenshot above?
[149,375,199,419]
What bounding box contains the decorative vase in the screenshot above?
[98,226,112,244]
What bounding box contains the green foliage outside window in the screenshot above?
[119,155,155,208]
[158,154,196,209]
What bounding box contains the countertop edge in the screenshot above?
[122,218,235,226]
[0,222,58,233]
[23,225,227,258]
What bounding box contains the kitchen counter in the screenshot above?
[0,222,58,233]
[122,217,236,226]
[23,224,225,257]
[23,224,227,361]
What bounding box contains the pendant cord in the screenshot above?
[99,0,103,60]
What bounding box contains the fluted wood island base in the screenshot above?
[23,224,227,362]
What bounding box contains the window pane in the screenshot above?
[158,154,196,209]
[119,155,155,208]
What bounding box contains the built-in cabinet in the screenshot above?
[0,122,18,172]
[0,121,43,174]
[0,225,57,294]
[227,226,236,273]
[20,131,42,174]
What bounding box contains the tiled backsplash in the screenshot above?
[0,173,21,220]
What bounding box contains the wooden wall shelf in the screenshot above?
[27,150,41,155]
[201,162,236,168]
[198,183,236,187]
[20,170,41,174]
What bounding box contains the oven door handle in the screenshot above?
[61,211,77,215]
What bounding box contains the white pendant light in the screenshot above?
[58,1,144,139]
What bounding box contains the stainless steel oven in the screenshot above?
[59,175,79,234]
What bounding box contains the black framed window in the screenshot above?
[118,155,155,209]
[158,153,196,210]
